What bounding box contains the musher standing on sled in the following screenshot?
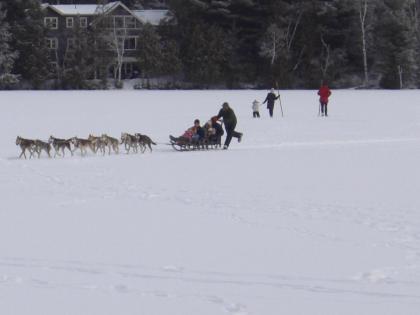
[262,88,279,118]
[216,102,243,150]
[318,82,332,116]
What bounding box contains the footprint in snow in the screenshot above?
[113,284,129,293]
[224,303,248,315]
[162,265,184,273]
[353,270,391,283]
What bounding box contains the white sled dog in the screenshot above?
[87,134,106,155]
[120,132,139,154]
[101,134,119,155]
[71,137,95,156]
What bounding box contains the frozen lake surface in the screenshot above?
[1,89,420,314]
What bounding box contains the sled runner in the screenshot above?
[169,135,222,152]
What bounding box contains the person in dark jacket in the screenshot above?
[318,83,332,117]
[216,102,243,149]
[191,119,205,143]
[210,116,224,147]
[262,88,279,117]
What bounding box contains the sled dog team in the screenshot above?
[15,133,156,159]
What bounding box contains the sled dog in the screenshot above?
[16,136,36,159]
[71,137,94,156]
[120,132,138,153]
[101,134,119,155]
[88,134,106,155]
[33,139,51,158]
[134,133,157,153]
[49,136,73,157]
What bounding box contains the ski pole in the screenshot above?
[279,94,284,117]
[275,81,284,117]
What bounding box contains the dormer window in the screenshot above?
[66,17,74,28]
[44,17,58,29]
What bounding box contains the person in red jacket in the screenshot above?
[318,83,332,117]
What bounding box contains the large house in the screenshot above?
[42,1,171,79]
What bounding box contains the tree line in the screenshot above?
[1,0,420,89]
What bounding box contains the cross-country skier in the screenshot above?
[262,88,279,118]
[318,83,332,117]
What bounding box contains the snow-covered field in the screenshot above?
[1,89,420,315]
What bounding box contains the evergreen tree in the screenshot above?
[160,38,182,79]
[373,0,416,88]
[3,0,51,88]
[136,23,164,77]
[182,23,230,85]
[61,23,94,89]
[0,5,19,88]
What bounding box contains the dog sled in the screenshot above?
[169,135,222,152]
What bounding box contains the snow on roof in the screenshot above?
[133,10,170,26]
[46,2,119,16]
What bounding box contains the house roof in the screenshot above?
[44,2,121,16]
[43,2,171,26]
[132,10,170,26]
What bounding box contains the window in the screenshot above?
[114,16,124,28]
[125,17,136,28]
[67,38,78,50]
[48,62,59,74]
[66,17,74,28]
[124,37,137,50]
[103,16,113,28]
[44,17,58,29]
[123,63,134,78]
[80,17,88,28]
[45,38,58,49]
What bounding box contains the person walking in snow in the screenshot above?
[216,102,243,150]
[262,88,279,118]
[318,82,332,117]
[252,99,261,118]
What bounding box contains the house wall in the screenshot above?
[44,7,95,67]
[43,4,158,79]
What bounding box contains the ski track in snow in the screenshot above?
[3,152,420,310]
[1,256,420,305]
[3,153,420,306]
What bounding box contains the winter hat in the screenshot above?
[222,102,229,108]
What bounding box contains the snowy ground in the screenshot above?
[1,89,420,315]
